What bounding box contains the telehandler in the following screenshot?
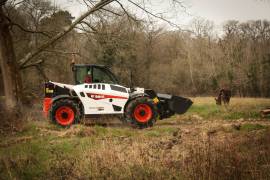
[43,64,192,128]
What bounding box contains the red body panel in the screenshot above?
[43,98,52,117]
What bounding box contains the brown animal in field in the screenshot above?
[261,108,270,117]
[215,89,231,105]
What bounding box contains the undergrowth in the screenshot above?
[0,97,270,179]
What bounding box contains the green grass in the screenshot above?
[0,129,101,179]
[1,139,51,179]
[187,104,221,118]
[1,97,270,179]
[185,97,270,120]
[240,123,268,132]
[0,121,181,178]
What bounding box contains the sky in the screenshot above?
[187,0,270,24]
[55,0,270,31]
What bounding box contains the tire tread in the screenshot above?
[49,99,81,127]
[125,97,158,128]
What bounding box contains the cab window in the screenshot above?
[74,67,92,84]
[93,67,117,84]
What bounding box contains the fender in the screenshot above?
[129,93,149,100]
[43,95,74,117]
[123,93,149,113]
[52,95,76,103]
[51,95,84,115]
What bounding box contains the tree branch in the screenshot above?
[75,26,96,34]
[44,50,80,55]
[81,21,98,32]
[101,7,122,16]
[1,11,51,38]
[127,0,193,33]
[20,59,43,69]
[7,0,27,7]
[18,0,115,68]
[20,59,48,81]
[11,22,51,38]
[115,0,139,23]
[81,0,122,16]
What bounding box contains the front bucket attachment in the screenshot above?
[168,96,193,114]
[157,93,193,116]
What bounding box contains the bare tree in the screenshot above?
[0,0,23,111]
[1,0,190,112]
[0,0,114,112]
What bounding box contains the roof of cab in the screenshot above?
[74,64,107,68]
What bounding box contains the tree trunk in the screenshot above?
[0,7,22,112]
[187,50,197,94]
[0,0,114,112]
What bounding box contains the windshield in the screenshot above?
[74,66,118,85]
[93,67,118,84]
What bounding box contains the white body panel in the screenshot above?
[50,81,147,115]
[73,83,129,114]
[51,81,74,89]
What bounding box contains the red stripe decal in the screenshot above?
[86,93,128,100]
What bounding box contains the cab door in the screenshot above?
[81,83,129,114]
[89,67,128,114]
[92,66,118,84]
[74,67,129,115]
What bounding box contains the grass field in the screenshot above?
[0,97,270,179]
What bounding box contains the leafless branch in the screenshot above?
[11,22,51,38]
[81,21,98,32]
[171,0,190,15]
[75,26,96,34]
[101,7,122,16]
[1,12,51,38]
[81,0,121,16]
[115,0,139,23]
[7,0,27,7]
[20,59,44,69]
[36,65,49,81]
[21,59,49,81]
[127,0,193,33]
[18,0,115,68]
[44,50,80,55]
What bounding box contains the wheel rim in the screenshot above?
[133,104,153,123]
[55,106,75,126]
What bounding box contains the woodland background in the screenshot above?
[0,0,270,101]
[1,1,270,179]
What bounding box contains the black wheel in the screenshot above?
[49,99,81,127]
[125,97,158,129]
